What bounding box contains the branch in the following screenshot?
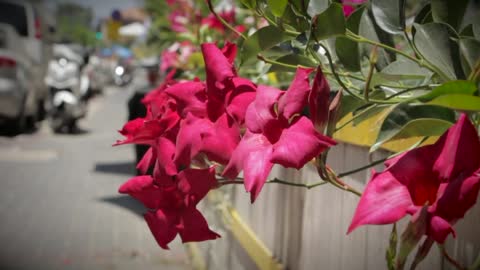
[206,0,247,40]
[218,177,327,189]
[440,245,466,270]
[346,30,451,81]
[337,157,387,178]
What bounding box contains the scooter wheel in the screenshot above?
[49,117,64,133]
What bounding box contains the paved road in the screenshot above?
[0,87,191,270]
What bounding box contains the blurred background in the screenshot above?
[0,0,191,269]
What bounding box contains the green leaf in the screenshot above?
[371,0,405,34]
[459,38,480,77]
[418,80,477,102]
[267,0,288,17]
[307,0,329,17]
[338,95,363,121]
[371,104,455,151]
[312,3,346,40]
[335,7,364,71]
[413,23,458,80]
[428,94,480,111]
[359,11,395,70]
[281,5,310,32]
[353,103,390,126]
[268,54,316,72]
[372,59,432,87]
[460,1,480,35]
[475,24,480,40]
[460,24,474,37]
[414,4,433,25]
[396,207,429,270]
[289,0,309,15]
[431,0,469,31]
[386,224,398,270]
[240,25,293,65]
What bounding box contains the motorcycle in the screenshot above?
[113,60,133,87]
[44,44,89,133]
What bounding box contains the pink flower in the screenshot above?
[309,66,331,132]
[168,11,188,33]
[223,68,337,202]
[119,167,220,249]
[348,114,480,243]
[342,0,366,17]
[160,49,178,73]
[201,42,256,124]
[201,9,236,33]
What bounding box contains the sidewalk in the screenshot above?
[0,87,192,270]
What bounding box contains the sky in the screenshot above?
[45,0,145,24]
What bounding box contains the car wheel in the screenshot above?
[49,115,64,133]
[5,111,26,135]
[37,99,47,121]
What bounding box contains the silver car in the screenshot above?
[0,23,38,131]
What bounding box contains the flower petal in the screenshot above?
[177,167,217,205]
[221,41,237,64]
[119,175,165,209]
[200,114,241,164]
[308,66,331,132]
[114,118,164,146]
[201,43,236,95]
[136,147,156,175]
[433,114,480,181]
[174,114,210,167]
[225,77,257,125]
[348,170,413,234]
[165,81,207,118]
[433,171,480,225]
[428,215,456,243]
[223,131,274,202]
[271,117,336,169]
[245,85,283,133]
[387,145,441,206]
[178,208,220,243]
[153,137,178,180]
[144,209,178,249]
[277,67,313,120]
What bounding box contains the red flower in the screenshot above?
[200,42,256,124]
[223,68,337,202]
[201,9,236,33]
[348,114,480,243]
[119,167,220,249]
[341,0,366,17]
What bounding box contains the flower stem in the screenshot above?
[337,157,388,178]
[217,177,327,189]
[346,31,450,81]
[440,245,466,270]
[385,84,434,100]
[206,0,247,40]
[312,42,398,105]
[324,166,362,197]
[364,46,378,102]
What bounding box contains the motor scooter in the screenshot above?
[44,44,89,133]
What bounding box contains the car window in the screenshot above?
[0,2,28,37]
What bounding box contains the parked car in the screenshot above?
[0,0,50,122]
[0,23,39,132]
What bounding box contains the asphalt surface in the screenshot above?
[0,86,191,270]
